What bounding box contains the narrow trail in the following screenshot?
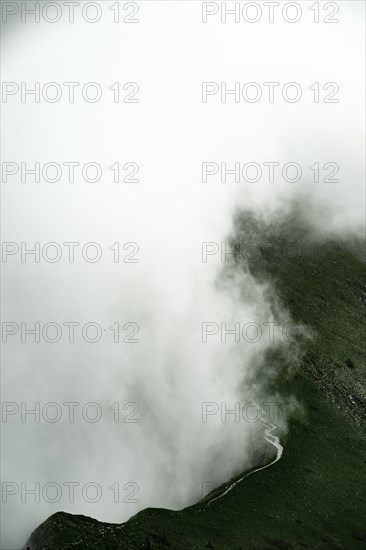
[205,408,283,507]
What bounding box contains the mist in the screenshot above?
[1,2,364,548]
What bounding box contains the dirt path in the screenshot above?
[205,409,283,507]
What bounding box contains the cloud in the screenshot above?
[1,2,363,548]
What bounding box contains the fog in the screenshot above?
[1,2,364,548]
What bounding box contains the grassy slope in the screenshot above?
[25,216,366,550]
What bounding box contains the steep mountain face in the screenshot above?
[231,211,366,431]
[23,216,366,550]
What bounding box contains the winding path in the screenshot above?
[205,408,283,507]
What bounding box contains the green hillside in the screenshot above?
[24,213,366,550]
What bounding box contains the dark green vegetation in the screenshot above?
[24,213,366,549]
